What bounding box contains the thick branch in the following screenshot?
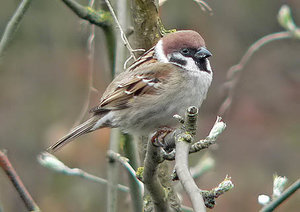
[61,0,112,28]
[143,140,170,212]
[174,107,206,212]
[0,150,40,211]
[131,0,161,54]
[107,129,121,212]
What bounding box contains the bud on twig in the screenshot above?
[273,174,288,198]
[37,152,70,173]
[277,5,300,38]
[258,194,271,205]
[207,116,227,140]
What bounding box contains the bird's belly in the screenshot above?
[116,86,204,135]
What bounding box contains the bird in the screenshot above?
[48,30,213,152]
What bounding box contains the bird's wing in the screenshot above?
[90,63,175,113]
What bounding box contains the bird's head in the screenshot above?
[155,30,212,74]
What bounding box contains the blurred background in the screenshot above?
[0,0,299,211]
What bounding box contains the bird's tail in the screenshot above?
[47,116,100,152]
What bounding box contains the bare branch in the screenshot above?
[107,150,144,195]
[174,107,206,212]
[0,150,40,211]
[37,152,129,192]
[72,0,98,127]
[143,140,171,212]
[218,5,300,116]
[61,0,112,28]
[218,31,292,116]
[200,176,234,208]
[163,116,226,160]
[122,134,143,212]
[0,0,33,60]
[104,0,147,69]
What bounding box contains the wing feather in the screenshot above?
[90,62,175,113]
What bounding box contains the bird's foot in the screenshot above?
[151,127,174,149]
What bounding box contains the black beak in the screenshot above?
[194,47,212,59]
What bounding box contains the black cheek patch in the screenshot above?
[169,56,187,66]
[195,59,211,73]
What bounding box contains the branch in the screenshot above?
[0,0,33,60]
[0,150,40,211]
[163,116,226,160]
[122,134,143,212]
[105,0,132,210]
[218,5,300,116]
[217,31,292,116]
[107,129,121,212]
[131,0,161,54]
[61,0,112,28]
[200,176,234,209]
[37,152,129,192]
[104,0,144,65]
[72,0,98,127]
[143,140,170,212]
[190,155,215,179]
[174,107,206,212]
[260,179,300,212]
[107,150,144,194]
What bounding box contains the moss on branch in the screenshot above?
[61,0,112,28]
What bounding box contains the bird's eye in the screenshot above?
[180,48,190,55]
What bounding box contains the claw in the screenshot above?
[151,127,174,148]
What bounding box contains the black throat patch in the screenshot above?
[195,58,210,73]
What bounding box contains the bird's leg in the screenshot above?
[151,127,174,150]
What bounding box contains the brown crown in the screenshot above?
[161,30,206,55]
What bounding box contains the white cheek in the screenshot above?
[206,59,212,72]
[155,40,168,63]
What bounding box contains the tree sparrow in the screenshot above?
[48,30,213,152]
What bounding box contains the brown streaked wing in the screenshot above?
[90,63,174,113]
[127,46,157,71]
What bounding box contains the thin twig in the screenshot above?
[190,155,215,179]
[37,152,129,192]
[0,150,40,211]
[174,107,206,212]
[218,5,300,116]
[260,179,300,212]
[107,150,144,195]
[159,0,213,15]
[163,117,226,160]
[0,0,33,60]
[104,0,143,65]
[200,176,234,208]
[218,31,293,116]
[193,0,213,14]
[72,0,98,127]
[105,0,132,210]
